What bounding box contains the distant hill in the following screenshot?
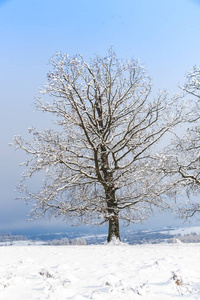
[1,225,200,246]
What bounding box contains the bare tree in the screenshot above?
[12,48,185,242]
[159,66,200,220]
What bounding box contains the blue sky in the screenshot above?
[1,0,200,234]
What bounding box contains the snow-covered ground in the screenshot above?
[161,226,200,236]
[0,243,200,299]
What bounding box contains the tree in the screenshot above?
[159,66,200,220]
[13,48,185,242]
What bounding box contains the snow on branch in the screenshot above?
[12,48,189,240]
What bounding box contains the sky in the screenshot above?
[1,0,200,235]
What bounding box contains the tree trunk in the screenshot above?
[107,213,120,242]
[106,186,121,242]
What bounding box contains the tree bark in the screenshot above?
[106,186,121,242]
[107,212,120,242]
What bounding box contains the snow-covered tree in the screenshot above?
[159,66,200,220]
[71,237,87,245]
[12,48,185,242]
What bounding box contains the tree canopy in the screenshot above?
[160,66,200,220]
[13,48,186,241]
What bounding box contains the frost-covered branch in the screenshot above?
[12,48,187,241]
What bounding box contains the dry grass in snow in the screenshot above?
[0,243,200,299]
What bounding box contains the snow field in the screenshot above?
[0,243,200,299]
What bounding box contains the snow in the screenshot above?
[0,243,200,299]
[161,226,200,236]
[0,241,46,247]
